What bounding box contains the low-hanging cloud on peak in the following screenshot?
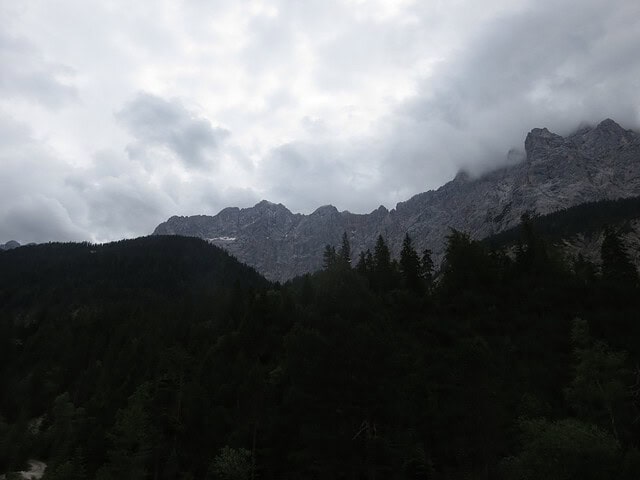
[380,0,640,185]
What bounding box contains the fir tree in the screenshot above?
[421,248,434,292]
[373,235,392,292]
[399,233,422,293]
[322,244,337,270]
[338,232,351,267]
[601,227,638,286]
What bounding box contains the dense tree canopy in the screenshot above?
[0,225,639,479]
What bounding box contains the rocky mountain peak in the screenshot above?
[374,205,389,215]
[311,205,340,216]
[254,200,290,213]
[597,118,624,132]
[524,127,564,162]
[564,118,638,157]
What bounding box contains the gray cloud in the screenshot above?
[249,0,640,214]
[392,0,640,177]
[284,0,640,203]
[0,33,78,109]
[0,114,87,243]
[117,93,230,167]
[258,140,390,213]
[1,195,87,243]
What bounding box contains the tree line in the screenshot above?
[0,218,639,479]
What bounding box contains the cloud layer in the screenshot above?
[1,0,639,243]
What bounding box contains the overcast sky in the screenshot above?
[1,0,639,243]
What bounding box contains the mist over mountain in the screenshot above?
[155,118,640,281]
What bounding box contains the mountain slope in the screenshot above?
[484,195,640,268]
[0,236,267,309]
[154,119,640,281]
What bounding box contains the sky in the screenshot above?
[1,0,639,243]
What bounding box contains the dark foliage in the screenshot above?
[0,226,639,479]
[485,195,640,248]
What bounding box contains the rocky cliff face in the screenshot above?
[154,119,640,281]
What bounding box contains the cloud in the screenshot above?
[1,195,87,243]
[1,0,640,243]
[0,114,88,243]
[117,93,230,168]
[258,140,390,213]
[392,0,640,177]
[0,33,78,109]
[0,112,258,244]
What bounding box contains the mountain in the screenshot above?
[154,119,640,281]
[0,236,267,304]
[0,240,20,251]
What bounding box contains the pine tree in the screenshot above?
[400,234,421,293]
[601,227,638,286]
[515,213,549,273]
[97,382,157,480]
[322,245,337,270]
[573,254,597,286]
[356,251,368,275]
[373,235,391,272]
[565,318,630,440]
[373,235,392,292]
[338,232,351,267]
[421,248,434,292]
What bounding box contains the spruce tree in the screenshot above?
[421,248,434,291]
[399,233,421,293]
[601,227,638,286]
[322,245,337,270]
[338,232,351,267]
[373,235,392,292]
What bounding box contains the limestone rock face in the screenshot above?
[154,119,640,281]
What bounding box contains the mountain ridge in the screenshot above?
[154,118,640,281]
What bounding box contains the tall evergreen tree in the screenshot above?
[601,227,638,286]
[399,234,421,293]
[355,251,368,275]
[565,318,630,440]
[373,235,391,272]
[338,232,351,267]
[515,213,549,273]
[373,235,392,292]
[421,248,434,292]
[322,245,337,270]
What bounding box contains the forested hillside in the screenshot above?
[484,195,640,248]
[1,229,639,479]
